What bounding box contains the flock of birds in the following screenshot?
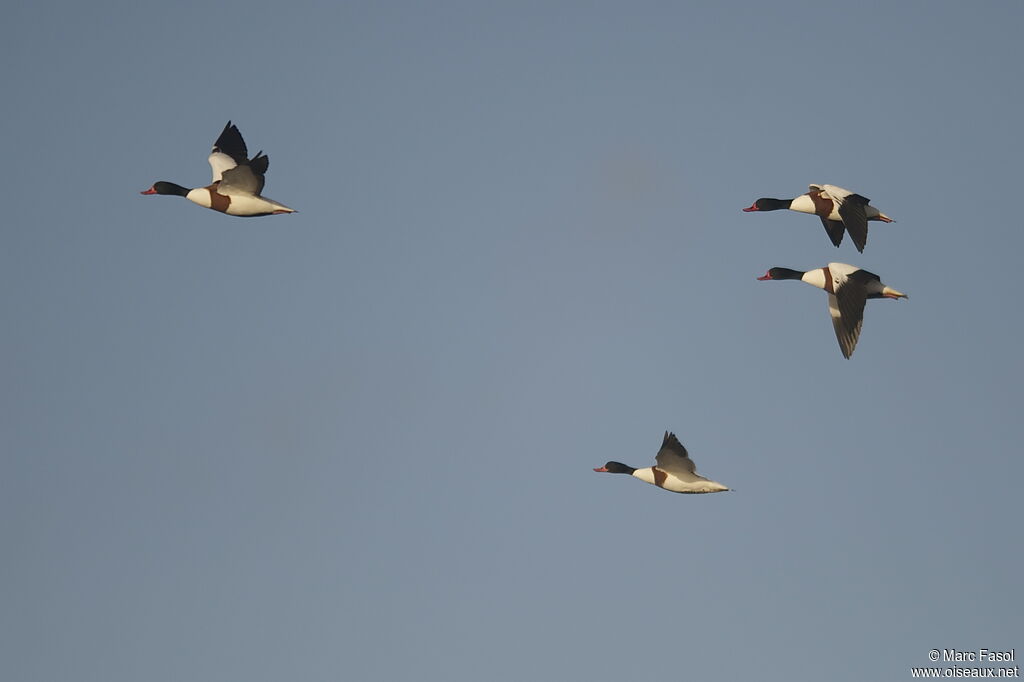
[595,185,907,494]
[141,122,908,497]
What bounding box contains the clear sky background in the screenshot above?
[3,2,1022,681]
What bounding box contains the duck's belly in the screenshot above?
[226,193,295,216]
[659,476,728,494]
[633,467,728,494]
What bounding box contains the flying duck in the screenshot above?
[757,262,907,359]
[141,121,296,217]
[743,184,893,252]
[593,431,730,494]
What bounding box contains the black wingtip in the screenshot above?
[212,122,249,164]
[250,153,269,177]
[820,218,846,248]
[662,431,684,449]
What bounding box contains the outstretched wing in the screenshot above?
[208,121,249,183]
[836,195,869,252]
[655,431,699,478]
[209,122,270,195]
[828,276,869,358]
[821,185,869,252]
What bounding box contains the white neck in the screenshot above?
[801,268,828,290]
[631,468,656,485]
[787,194,818,215]
[186,188,212,208]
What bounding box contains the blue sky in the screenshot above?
[3,2,1022,680]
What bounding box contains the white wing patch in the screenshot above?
[820,184,854,201]
[827,262,858,281]
[208,150,238,183]
[827,293,842,323]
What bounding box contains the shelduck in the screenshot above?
[757,262,907,359]
[593,431,730,494]
[743,184,893,252]
[141,121,296,217]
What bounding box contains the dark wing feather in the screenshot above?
[837,194,869,253]
[818,217,846,248]
[854,267,882,284]
[655,431,697,474]
[249,152,269,178]
[212,121,249,165]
